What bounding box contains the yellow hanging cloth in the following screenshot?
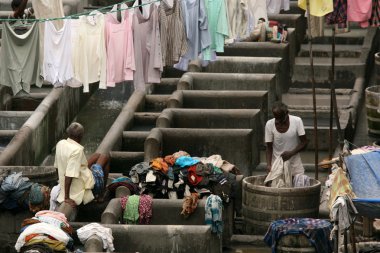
[298,0,333,17]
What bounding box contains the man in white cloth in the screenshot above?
[265,102,308,176]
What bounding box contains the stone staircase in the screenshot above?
[285,24,373,167]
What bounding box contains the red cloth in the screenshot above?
[187,165,203,185]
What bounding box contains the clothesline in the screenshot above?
[0,0,161,22]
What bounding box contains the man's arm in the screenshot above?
[266,142,273,173]
[12,0,29,18]
[64,176,76,207]
[281,134,308,161]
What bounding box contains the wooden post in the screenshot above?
[306,0,319,180]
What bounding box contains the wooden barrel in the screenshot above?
[242,175,321,235]
[365,85,380,136]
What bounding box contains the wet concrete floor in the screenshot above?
[73,82,133,155]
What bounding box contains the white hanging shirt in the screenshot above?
[72,11,107,92]
[43,19,74,87]
[266,0,290,15]
[247,0,268,34]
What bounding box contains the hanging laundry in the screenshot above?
[370,0,380,27]
[298,0,333,17]
[325,0,348,28]
[0,22,42,95]
[203,0,229,61]
[246,0,268,34]
[138,194,153,224]
[43,19,74,87]
[105,4,135,87]
[225,0,250,43]
[71,11,107,92]
[267,0,290,14]
[347,0,372,28]
[123,194,140,224]
[205,194,223,237]
[133,0,161,19]
[159,0,188,66]
[133,4,163,91]
[174,0,211,71]
[31,0,65,76]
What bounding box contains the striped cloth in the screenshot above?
[325,0,348,28]
[205,194,223,236]
[159,0,188,66]
[370,0,380,27]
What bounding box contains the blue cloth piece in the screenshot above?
[167,167,174,180]
[345,151,380,199]
[91,164,104,197]
[174,156,199,168]
[264,218,333,253]
[112,176,133,184]
[205,194,223,236]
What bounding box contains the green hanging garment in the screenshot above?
[123,195,140,224]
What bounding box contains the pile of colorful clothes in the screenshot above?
[124,151,240,203]
[120,194,153,224]
[0,171,50,212]
[15,210,74,253]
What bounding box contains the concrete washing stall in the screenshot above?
[144,128,257,177]
[177,72,275,120]
[189,56,285,99]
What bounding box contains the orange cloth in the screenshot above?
[181,193,199,217]
[164,155,176,166]
[150,158,169,174]
[328,167,356,210]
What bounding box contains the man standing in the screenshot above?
[265,102,308,176]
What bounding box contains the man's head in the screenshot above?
[11,0,22,10]
[272,101,289,124]
[66,122,84,143]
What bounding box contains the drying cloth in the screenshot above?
[164,155,176,166]
[326,0,348,28]
[181,193,199,217]
[175,156,200,168]
[330,195,358,239]
[20,242,55,253]
[49,184,60,211]
[205,194,223,236]
[264,156,292,188]
[77,223,115,252]
[0,22,42,95]
[139,194,153,224]
[264,218,333,253]
[15,223,71,252]
[123,195,140,224]
[91,164,104,198]
[293,174,311,188]
[298,0,333,17]
[328,167,356,210]
[35,210,69,228]
[33,216,73,235]
[150,158,169,174]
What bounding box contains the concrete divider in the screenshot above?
[84,235,103,252]
[101,198,232,247]
[0,166,57,185]
[189,56,285,98]
[167,90,268,125]
[96,91,145,155]
[145,128,257,176]
[0,112,33,130]
[178,72,276,118]
[70,223,222,253]
[0,86,96,166]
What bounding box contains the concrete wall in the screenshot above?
[167,90,268,126]
[71,223,222,253]
[178,72,276,119]
[145,128,258,176]
[0,111,32,130]
[0,86,93,166]
[190,57,285,99]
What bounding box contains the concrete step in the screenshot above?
[282,90,351,109]
[150,78,179,95]
[292,57,365,84]
[131,112,161,131]
[121,131,150,152]
[299,44,362,58]
[144,95,170,112]
[109,151,145,174]
[310,29,367,45]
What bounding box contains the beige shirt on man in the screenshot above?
[54,138,94,205]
